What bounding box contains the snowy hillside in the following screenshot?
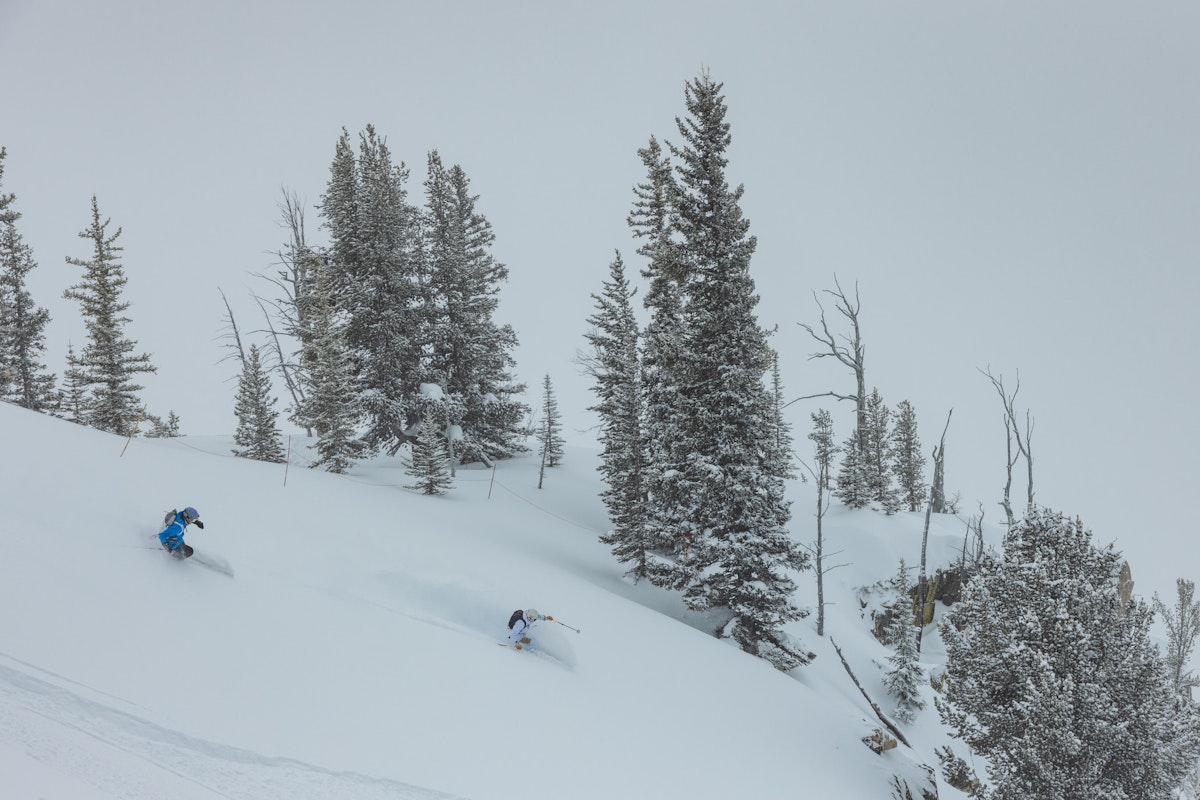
[1,402,988,799]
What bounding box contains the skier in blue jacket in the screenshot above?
[159,507,204,559]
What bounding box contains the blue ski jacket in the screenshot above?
[159,513,190,551]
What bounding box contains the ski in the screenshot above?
[189,552,235,578]
[145,541,235,578]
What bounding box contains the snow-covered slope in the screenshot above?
[0,402,980,799]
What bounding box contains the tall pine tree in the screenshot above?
[319,126,424,455]
[629,136,693,590]
[0,151,55,411]
[535,374,564,487]
[299,259,364,474]
[890,399,925,512]
[666,72,809,669]
[62,197,155,435]
[863,388,899,513]
[421,151,527,464]
[585,252,648,579]
[766,348,794,482]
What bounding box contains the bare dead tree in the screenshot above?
[917,409,952,655]
[1153,578,1200,695]
[930,427,947,514]
[799,408,847,636]
[793,276,867,450]
[959,502,987,571]
[217,287,246,371]
[252,188,320,437]
[253,296,312,437]
[796,458,849,638]
[981,367,1035,525]
[830,637,911,749]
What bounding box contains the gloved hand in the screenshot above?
[514,643,523,650]
[546,616,554,621]
[519,637,532,644]
[194,520,204,529]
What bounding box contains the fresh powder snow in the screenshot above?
[0,401,1163,799]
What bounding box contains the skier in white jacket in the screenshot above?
[507,608,548,649]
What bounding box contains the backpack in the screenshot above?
[507,609,525,630]
[162,509,178,528]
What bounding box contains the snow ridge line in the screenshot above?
[0,658,467,800]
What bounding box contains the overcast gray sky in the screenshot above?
[3,1,1198,593]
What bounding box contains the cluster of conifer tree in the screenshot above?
[835,391,926,513]
[1,131,529,476]
[0,147,161,436]
[242,129,528,477]
[585,73,809,671]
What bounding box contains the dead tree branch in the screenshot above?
[981,367,1035,524]
[830,637,911,748]
[796,276,866,445]
[917,409,951,655]
[217,287,246,372]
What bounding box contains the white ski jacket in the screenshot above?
[508,612,543,644]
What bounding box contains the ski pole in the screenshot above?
[548,617,580,634]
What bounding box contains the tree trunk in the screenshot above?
[917,409,951,655]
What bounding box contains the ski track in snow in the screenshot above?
[0,652,465,800]
[189,551,235,578]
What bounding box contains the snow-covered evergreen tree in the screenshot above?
[766,348,795,482]
[0,148,16,225]
[0,154,55,411]
[938,508,1200,798]
[584,251,648,578]
[406,405,453,495]
[420,151,527,464]
[890,399,925,512]
[835,425,870,509]
[62,197,156,436]
[58,342,88,424]
[666,71,809,669]
[535,374,564,489]
[629,135,693,591]
[881,559,925,723]
[299,261,364,474]
[232,344,285,462]
[145,410,181,438]
[319,126,424,456]
[862,388,899,513]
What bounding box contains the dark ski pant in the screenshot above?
[162,542,194,559]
